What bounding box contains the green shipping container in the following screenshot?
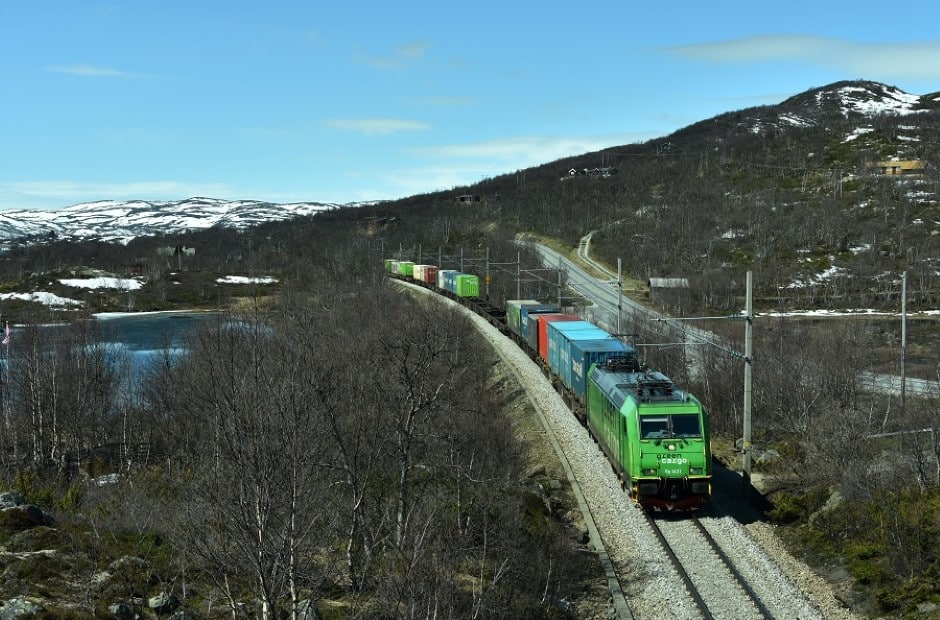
[397,261,415,277]
[454,274,479,297]
[506,300,540,337]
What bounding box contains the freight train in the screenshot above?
[384,259,711,511]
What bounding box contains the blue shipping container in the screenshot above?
[437,269,458,290]
[519,304,559,341]
[547,321,609,379]
[443,271,463,293]
[506,300,540,338]
[566,339,635,401]
[557,331,616,393]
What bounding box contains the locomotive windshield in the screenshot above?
[640,414,701,439]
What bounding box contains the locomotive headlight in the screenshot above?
[667,443,676,451]
[642,468,657,476]
[689,467,703,475]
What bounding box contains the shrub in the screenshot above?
[7,525,68,552]
[767,485,830,525]
[847,556,884,585]
[0,504,47,532]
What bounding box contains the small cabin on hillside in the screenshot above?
[157,245,196,257]
[455,194,481,204]
[873,160,925,176]
[648,277,690,314]
[567,167,617,177]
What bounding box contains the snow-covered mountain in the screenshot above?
[671,80,940,140]
[4,81,934,247]
[0,197,342,244]
[776,80,940,120]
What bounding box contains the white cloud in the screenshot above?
[668,36,940,81]
[323,118,430,136]
[381,165,483,196]
[371,132,656,198]
[0,181,235,209]
[396,41,430,60]
[0,189,67,211]
[358,40,431,69]
[413,133,656,167]
[305,29,322,45]
[413,96,476,106]
[47,64,137,78]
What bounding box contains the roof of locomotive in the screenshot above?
[590,366,696,412]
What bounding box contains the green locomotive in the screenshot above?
[586,357,711,511]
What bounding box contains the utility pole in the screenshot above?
[617,258,623,336]
[901,270,907,415]
[742,271,754,499]
[485,247,490,299]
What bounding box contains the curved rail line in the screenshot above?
[395,273,775,619]
[507,348,634,620]
[394,277,635,619]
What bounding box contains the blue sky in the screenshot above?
[3,1,940,210]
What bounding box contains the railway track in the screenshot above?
[648,513,772,619]
[392,274,855,620]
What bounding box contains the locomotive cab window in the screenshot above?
[672,415,701,438]
[640,414,701,439]
[640,416,669,439]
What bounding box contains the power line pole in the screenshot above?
[742,270,754,499]
[617,258,622,336]
[901,270,907,415]
[485,246,490,299]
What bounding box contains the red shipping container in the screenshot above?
[536,313,581,361]
[424,266,439,285]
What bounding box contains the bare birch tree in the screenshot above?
[165,312,330,618]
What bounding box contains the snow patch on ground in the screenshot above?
[60,277,143,290]
[0,291,84,307]
[215,275,278,284]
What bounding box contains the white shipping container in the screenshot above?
[413,264,433,281]
[437,269,458,289]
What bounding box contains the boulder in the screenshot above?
[0,490,55,529]
[109,555,152,573]
[0,598,43,620]
[0,504,54,531]
[755,449,781,466]
[0,492,26,510]
[108,602,135,620]
[524,464,546,478]
[148,591,180,614]
[7,525,65,551]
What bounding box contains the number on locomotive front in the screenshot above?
[636,412,711,509]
